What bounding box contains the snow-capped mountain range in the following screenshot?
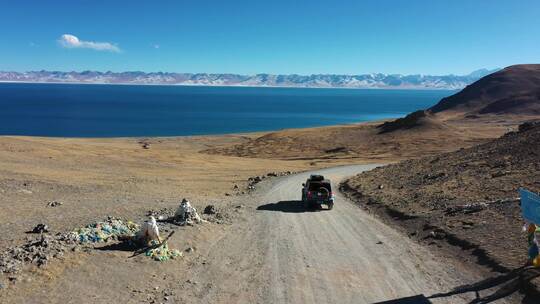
[0,69,498,89]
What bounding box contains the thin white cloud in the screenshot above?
[153,44,160,49]
[58,34,121,53]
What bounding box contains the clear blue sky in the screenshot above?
[1,0,538,75]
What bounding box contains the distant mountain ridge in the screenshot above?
[0,69,498,89]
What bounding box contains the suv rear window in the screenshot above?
[308,182,331,191]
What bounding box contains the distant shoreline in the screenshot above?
[0,119,383,140]
[0,83,453,138]
[0,80,458,91]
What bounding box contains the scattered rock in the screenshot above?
[47,201,63,207]
[203,205,217,215]
[185,247,195,253]
[378,184,384,190]
[138,140,151,149]
[366,197,378,205]
[247,173,276,190]
[424,172,446,180]
[163,290,173,296]
[461,221,475,229]
[31,224,49,234]
[491,170,509,178]
[518,121,540,133]
[0,232,76,274]
[428,229,446,240]
[146,207,174,219]
[445,203,487,215]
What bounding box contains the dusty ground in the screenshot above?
[0,134,310,251]
[204,114,535,163]
[1,165,516,304]
[0,116,537,303]
[341,122,540,299]
[0,114,517,251]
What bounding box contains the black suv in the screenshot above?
[301,174,334,210]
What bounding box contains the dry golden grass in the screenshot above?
[0,135,309,248]
[0,114,534,249]
[204,114,534,163]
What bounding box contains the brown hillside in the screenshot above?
[203,118,500,162]
[429,64,540,115]
[343,121,540,271]
[375,64,540,134]
[376,110,451,134]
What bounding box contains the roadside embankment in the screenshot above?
[341,122,540,295]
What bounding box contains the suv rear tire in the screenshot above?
[327,202,334,210]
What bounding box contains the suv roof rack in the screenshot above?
[309,174,324,181]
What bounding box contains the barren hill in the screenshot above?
[429,64,540,116]
[343,121,540,271]
[376,110,451,134]
[378,65,540,134]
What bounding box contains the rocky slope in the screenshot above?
[343,121,540,272]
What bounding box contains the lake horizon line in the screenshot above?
[0,83,453,138]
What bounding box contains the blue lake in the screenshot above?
[0,83,454,137]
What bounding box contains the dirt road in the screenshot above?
[181,165,488,304]
[2,165,501,304]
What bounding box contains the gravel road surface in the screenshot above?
[186,165,488,304]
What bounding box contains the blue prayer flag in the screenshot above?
[520,188,540,225]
